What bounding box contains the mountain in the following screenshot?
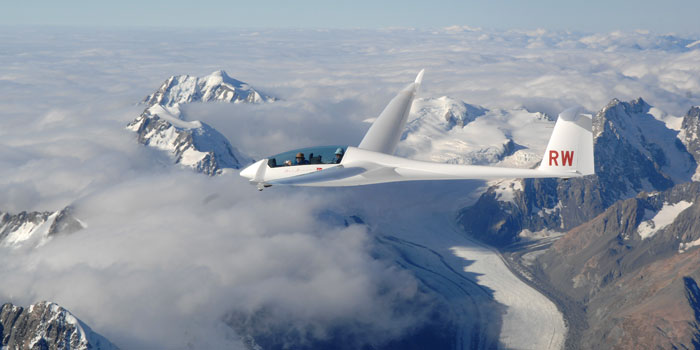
[679,106,700,179]
[532,182,700,349]
[578,32,699,52]
[452,99,700,348]
[0,207,83,248]
[129,70,270,175]
[1,301,118,350]
[142,70,276,107]
[397,96,551,167]
[127,104,252,175]
[459,98,697,245]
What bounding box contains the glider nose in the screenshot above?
[240,159,268,181]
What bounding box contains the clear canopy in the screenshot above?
[267,145,347,167]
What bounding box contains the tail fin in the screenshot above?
[538,106,595,176]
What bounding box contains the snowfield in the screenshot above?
[638,200,693,239]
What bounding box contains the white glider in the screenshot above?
[240,70,594,190]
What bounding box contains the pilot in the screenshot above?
[294,152,310,165]
[334,148,345,163]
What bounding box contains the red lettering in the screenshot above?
[561,150,574,166]
[316,167,323,171]
[549,150,559,166]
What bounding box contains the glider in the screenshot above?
[240,70,594,190]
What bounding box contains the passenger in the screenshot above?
[294,152,310,165]
[334,148,345,164]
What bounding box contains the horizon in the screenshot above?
[2,0,699,34]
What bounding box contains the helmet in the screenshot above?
[296,152,304,158]
[335,148,344,155]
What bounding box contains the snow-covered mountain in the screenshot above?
[679,106,700,179]
[398,96,553,167]
[1,301,117,350]
[127,104,252,175]
[446,98,700,348]
[578,32,700,52]
[459,97,698,245]
[142,70,276,107]
[129,70,270,175]
[0,207,84,248]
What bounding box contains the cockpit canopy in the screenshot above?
[267,145,347,167]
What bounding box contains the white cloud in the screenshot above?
[1,26,700,349]
[0,171,436,349]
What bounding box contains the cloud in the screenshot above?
[2,26,700,349]
[0,169,439,349]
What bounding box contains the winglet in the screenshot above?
[358,71,423,154]
[415,69,425,85]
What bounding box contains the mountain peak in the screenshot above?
[206,70,245,88]
[0,301,118,350]
[595,97,695,190]
[141,71,276,108]
[129,70,264,175]
[601,97,650,119]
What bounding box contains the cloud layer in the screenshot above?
[1,27,699,349]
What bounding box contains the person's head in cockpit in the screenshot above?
[294,152,309,165]
[334,148,345,163]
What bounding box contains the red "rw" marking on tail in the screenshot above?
[549,150,574,166]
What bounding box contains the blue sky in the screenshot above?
[2,0,699,33]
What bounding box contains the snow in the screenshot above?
[490,179,523,203]
[2,212,57,248]
[519,228,564,240]
[144,70,273,107]
[687,40,700,49]
[2,221,37,245]
[638,200,693,239]
[398,101,554,168]
[452,245,565,349]
[679,237,700,253]
[143,125,179,151]
[179,148,208,166]
[146,105,201,129]
[537,202,562,218]
[601,99,696,184]
[648,107,683,131]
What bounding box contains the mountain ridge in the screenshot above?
[128,70,272,175]
[1,301,118,350]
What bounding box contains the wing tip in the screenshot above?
[415,69,425,85]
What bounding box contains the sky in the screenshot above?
[2,0,700,33]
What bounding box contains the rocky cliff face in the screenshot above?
[456,99,700,348]
[0,301,117,350]
[129,70,272,175]
[127,104,251,176]
[0,207,83,248]
[459,98,697,245]
[534,182,700,349]
[680,106,700,179]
